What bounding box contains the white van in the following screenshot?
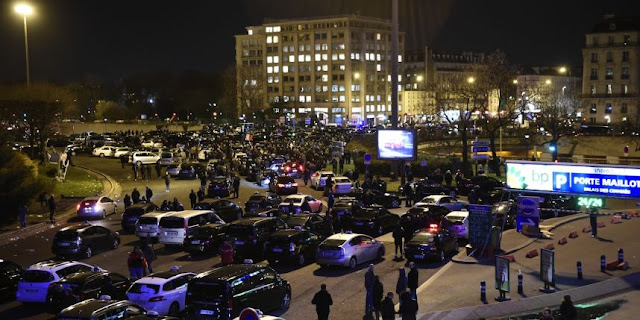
[135,211,178,240]
[157,210,225,246]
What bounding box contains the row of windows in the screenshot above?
[590,51,631,63]
[590,66,630,80]
[588,84,630,95]
[589,103,628,114]
[590,34,632,47]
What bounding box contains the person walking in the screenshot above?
[303,168,311,186]
[132,163,138,181]
[120,154,127,168]
[197,189,205,202]
[145,186,153,202]
[392,224,405,260]
[18,204,28,228]
[163,172,171,192]
[559,295,577,320]
[407,262,418,300]
[131,188,141,204]
[365,264,375,315]
[373,275,384,320]
[327,192,335,211]
[141,241,157,275]
[127,247,147,279]
[444,170,453,186]
[398,291,418,320]
[155,162,162,178]
[47,194,56,224]
[311,284,333,320]
[189,190,197,209]
[381,292,396,320]
[338,156,344,174]
[232,176,240,199]
[220,241,234,265]
[404,182,413,207]
[123,194,132,209]
[589,208,598,238]
[396,267,407,296]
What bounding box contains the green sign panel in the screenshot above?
[577,197,604,209]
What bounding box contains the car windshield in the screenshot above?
[411,233,435,243]
[23,270,54,283]
[287,216,308,227]
[128,283,160,294]
[189,281,227,300]
[227,224,256,236]
[284,198,303,204]
[420,198,437,204]
[191,227,220,237]
[276,177,295,183]
[446,215,466,223]
[212,178,227,184]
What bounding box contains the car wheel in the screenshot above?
[439,250,445,262]
[377,247,384,260]
[168,302,180,316]
[349,256,357,269]
[101,210,107,219]
[391,199,400,208]
[99,153,104,157]
[297,254,305,266]
[281,292,291,310]
[84,246,93,258]
[112,238,120,250]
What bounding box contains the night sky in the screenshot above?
[1,0,639,83]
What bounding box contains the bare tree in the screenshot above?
[235,64,266,119]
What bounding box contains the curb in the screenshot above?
[0,165,120,244]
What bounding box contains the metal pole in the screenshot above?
[391,0,398,128]
[499,127,503,152]
[23,15,31,86]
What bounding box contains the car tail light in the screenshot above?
[292,183,298,187]
[149,296,165,302]
[76,204,80,210]
[299,165,303,171]
[289,242,296,252]
[277,184,285,187]
[285,166,290,172]
[184,220,188,229]
[429,223,438,229]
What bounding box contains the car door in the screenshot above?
[83,275,107,299]
[92,226,111,251]
[0,262,22,296]
[100,197,114,213]
[253,268,279,309]
[107,273,130,300]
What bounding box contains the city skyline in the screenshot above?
[1,0,639,83]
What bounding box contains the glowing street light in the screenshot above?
[467,77,475,84]
[14,2,34,86]
[512,79,518,84]
[416,75,423,82]
[559,66,567,74]
[545,79,552,85]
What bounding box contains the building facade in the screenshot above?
[235,15,405,125]
[582,14,640,126]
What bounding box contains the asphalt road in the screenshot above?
[0,155,449,320]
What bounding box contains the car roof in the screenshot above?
[135,271,195,285]
[59,271,110,284]
[163,210,213,218]
[425,195,448,200]
[446,210,469,217]
[325,232,364,241]
[283,194,307,200]
[58,224,93,233]
[270,229,302,238]
[59,299,137,317]
[230,217,275,226]
[81,196,101,201]
[127,202,157,209]
[316,171,334,174]
[193,264,267,283]
[140,211,176,218]
[27,260,87,272]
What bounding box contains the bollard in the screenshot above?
[517,271,523,294]
[480,281,486,301]
[618,248,624,263]
[577,261,583,279]
[601,255,606,272]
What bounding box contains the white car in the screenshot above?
[142,140,163,148]
[113,147,132,158]
[197,148,214,161]
[135,211,176,240]
[331,176,353,194]
[415,195,468,211]
[92,146,116,157]
[310,171,335,189]
[130,151,161,165]
[279,194,323,213]
[76,196,118,219]
[126,270,195,316]
[16,260,100,303]
[233,152,248,161]
[316,233,384,268]
[445,210,469,239]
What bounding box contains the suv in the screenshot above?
[130,151,161,165]
[121,202,158,233]
[225,217,288,262]
[52,224,120,259]
[135,212,175,241]
[0,259,23,300]
[269,176,298,195]
[126,270,196,316]
[159,151,182,166]
[265,229,323,266]
[46,271,131,312]
[186,264,291,319]
[58,298,147,319]
[16,260,99,303]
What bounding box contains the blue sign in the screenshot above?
[516,196,540,218]
[364,153,372,161]
[472,154,490,160]
[472,140,490,146]
[516,216,540,232]
[468,205,493,245]
[506,161,640,199]
[472,146,490,153]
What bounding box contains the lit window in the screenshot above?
[398,55,403,63]
[306,96,312,102]
[322,65,328,71]
[273,56,279,63]
[315,54,321,61]
[339,53,345,60]
[283,66,289,73]
[289,55,295,62]
[377,64,381,71]
[332,85,339,92]
[267,67,273,73]
[274,66,279,73]
[298,55,304,62]
[376,54,381,61]
[321,75,328,82]
[267,77,273,83]
[322,54,328,61]
[273,36,279,43]
[376,33,381,40]
[274,26,281,32]
[266,27,273,33]
[248,29,253,35]
[267,56,273,64]
[607,84,612,94]
[339,95,346,102]
[332,54,338,61]
[305,55,311,62]
[266,36,273,44]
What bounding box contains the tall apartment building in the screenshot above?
[582,14,640,126]
[235,15,404,125]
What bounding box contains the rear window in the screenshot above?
[23,270,54,283]
[138,217,158,225]
[321,239,346,248]
[124,208,146,216]
[191,227,220,238]
[287,216,308,227]
[227,224,256,236]
[276,176,295,183]
[128,283,160,294]
[412,233,435,243]
[189,281,227,300]
[284,198,303,204]
[81,200,97,207]
[160,217,185,229]
[56,231,79,241]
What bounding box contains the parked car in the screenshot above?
[457,176,504,195]
[269,175,299,195]
[135,211,176,241]
[176,164,198,179]
[126,270,196,316]
[16,260,99,303]
[415,195,468,211]
[492,200,517,229]
[166,164,181,178]
[284,213,326,236]
[76,196,118,219]
[113,147,132,158]
[347,205,400,236]
[404,227,458,263]
[310,171,335,190]
[401,205,452,231]
[92,146,116,157]
[121,202,158,233]
[0,259,23,300]
[244,192,282,213]
[193,199,243,223]
[58,298,147,319]
[183,224,229,256]
[331,197,365,218]
[331,176,353,194]
[158,210,224,246]
[348,188,401,209]
[281,161,303,179]
[445,210,469,239]
[207,176,231,198]
[266,229,324,266]
[279,194,323,214]
[316,233,384,269]
[130,151,161,165]
[52,224,120,259]
[46,271,131,312]
[398,179,451,199]
[225,217,288,262]
[159,151,182,166]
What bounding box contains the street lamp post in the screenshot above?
[15,3,33,86]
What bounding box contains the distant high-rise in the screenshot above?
[235,15,405,125]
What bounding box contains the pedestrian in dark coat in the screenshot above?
[407,262,418,300]
[18,204,28,228]
[232,176,240,199]
[155,162,162,178]
[132,163,138,181]
[589,208,598,238]
[140,163,146,180]
[392,224,405,259]
[141,242,157,275]
[559,295,577,320]
[444,170,453,186]
[197,189,205,202]
[327,192,335,211]
[120,154,127,168]
[398,291,418,320]
[48,195,56,224]
[373,275,384,320]
[404,182,413,207]
[189,190,197,209]
[365,264,375,314]
[131,188,141,203]
[145,186,153,202]
[146,165,152,181]
[381,292,396,320]
[123,194,132,209]
[311,284,333,320]
[163,172,171,192]
[396,267,407,295]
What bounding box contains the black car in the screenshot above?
[401,205,452,231]
[281,161,304,179]
[121,202,158,233]
[244,192,282,213]
[285,213,326,236]
[348,205,400,236]
[177,164,199,179]
[186,264,291,320]
[492,200,517,229]
[47,271,131,312]
[57,298,146,320]
[457,176,504,195]
[207,176,231,198]
[193,199,243,223]
[404,227,459,263]
[269,176,298,195]
[265,229,324,266]
[331,197,364,218]
[224,217,288,262]
[399,179,451,199]
[52,224,120,259]
[183,224,229,256]
[0,259,23,300]
[348,188,401,208]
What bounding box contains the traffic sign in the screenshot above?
[472,154,490,160]
[516,196,540,218]
[471,146,490,153]
[516,216,539,232]
[364,153,372,165]
[472,140,490,146]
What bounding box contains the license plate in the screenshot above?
[272,248,283,252]
[191,240,200,244]
[58,242,70,247]
[26,289,38,293]
[414,254,425,259]
[167,232,178,236]
[199,310,215,315]
[235,241,245,245]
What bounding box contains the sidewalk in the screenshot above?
[0,165,121,244]
[414,211,640,319]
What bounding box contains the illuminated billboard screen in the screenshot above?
[377,129,417,161]
[505,160,640,199]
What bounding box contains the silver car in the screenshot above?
[316,233,384,269]
[76,196,117,219]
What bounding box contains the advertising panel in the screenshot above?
[506,161,640,199]
[495,256,510,292]
[377,129,417,160]
[468,205,493,246]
